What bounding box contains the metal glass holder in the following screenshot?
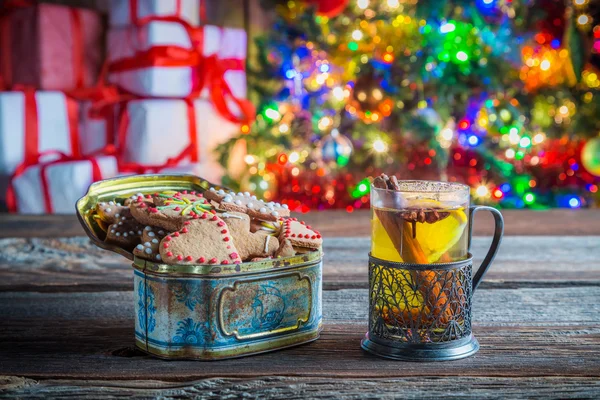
[362,206,504,361]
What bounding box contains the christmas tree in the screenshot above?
[216,0,600,211]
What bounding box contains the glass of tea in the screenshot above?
[363,176,504,361]
[371,179,471,264]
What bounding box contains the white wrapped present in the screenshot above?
[116,98,239,183]
[0,90,81,175]
[8,155,118,214]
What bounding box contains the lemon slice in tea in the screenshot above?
[406,200,468,263]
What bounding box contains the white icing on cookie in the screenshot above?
[264,235,271,253]
[221,213,244,220]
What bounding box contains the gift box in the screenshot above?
[116,98,240,183]
[0,3,104,91]
[79,100,116,156]
[8,155,118,214]
[109,0,202,27]
[107,22,247,100]
[0,90,81,176]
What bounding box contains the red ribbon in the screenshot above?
[6,151,104,213]
[203,55,255,124]
[19,87,40,166]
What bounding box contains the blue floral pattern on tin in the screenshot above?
[173,318,210,345]
[251,285,286,330]
[138,281,156,333]
[172,281,203,311]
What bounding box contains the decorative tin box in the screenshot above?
[77,174,323,360]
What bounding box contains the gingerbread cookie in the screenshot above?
[206,187,290,221]
[158,216,242,265]
[133,226,167,261]
[218,211,280,260]
[280,218,322,250]
[250,219,283,236]
[275,238,296,258]
[105,214,145,248]
[96,200,128,223]
[129,191,214,232]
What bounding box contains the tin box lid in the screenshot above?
[76,174,322,276]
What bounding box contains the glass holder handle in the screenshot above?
[468,206,504,292]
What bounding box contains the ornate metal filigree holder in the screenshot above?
[362,205,504,361]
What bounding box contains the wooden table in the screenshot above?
[1,210,599,399]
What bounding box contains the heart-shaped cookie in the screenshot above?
[159,214,242,265]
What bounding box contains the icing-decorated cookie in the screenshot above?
[205,187,290,221]
[105,215,144,249]
[96,200,128,224]
[133,226,167,262]
[129,190,214,232]
[275,238,296,258]
[280,218,322,250]
[219,211,280,260]
[158,216,242,265]
[250,219,283,236]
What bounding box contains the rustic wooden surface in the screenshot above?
[0,212,599,399]
[1,208,599,238]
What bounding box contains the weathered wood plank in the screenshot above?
[2,209,600,238]
[0,288,598,380]
[1,237,598,292]
[2,376,599,399]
